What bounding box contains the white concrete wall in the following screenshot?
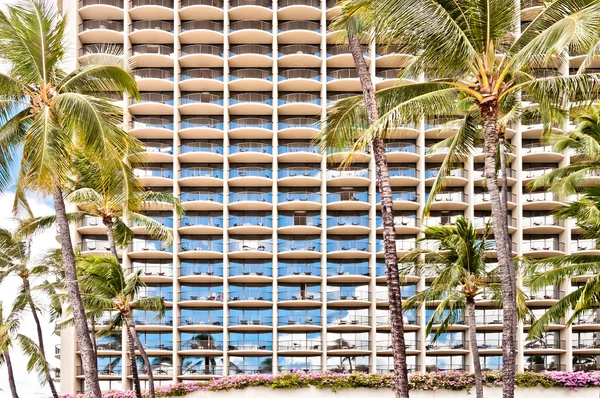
[185,386,600,398]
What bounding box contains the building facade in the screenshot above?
[58,0,598,393]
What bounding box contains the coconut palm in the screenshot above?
[78,255,165,398]
[0,1,139,395]
[0,229,58,397]
[325,1,600,395]
[317,16,410,398]
[0,304,19,398]
[529,105,600,198]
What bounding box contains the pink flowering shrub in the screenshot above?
[59,370,600,397]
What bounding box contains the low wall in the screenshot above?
[185,386,600,398]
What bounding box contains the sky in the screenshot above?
[0,193,61,397]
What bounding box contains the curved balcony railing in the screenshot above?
[278,290,321,301]
[180,290,223,301]
[79,240,111,252]
[230,191,272,203]
[384,142,417,154]
[80,366,122,376]
[230,20,272,32]
[135,68,174,80]
[132,215,173,228]
[229,241,274,253]
[230,142,272,154]
[132,44,174,56]
[230,0,272,7]
[376,239,416,252]
[133,264,174,277]
[425,168,467,179]
[327,315,369,327]
[179,315,223,326]
[375,216,419,229]
[228,340,272,351]
[181,215,223,228]
[131,20,174,32]
[572,239,600,251]
[523,287,563,300]
[376,68,405,79]
[229,315,272,326]
[230,117,272,130]
[278,264,321,276]
[327,215,369,229]
[278,240,321,252]
[229,264,273,277]
[279,21,320,32]
[181,44,223,57]
[181,116,224,130]
[426,191,467,203]
[179,240,224,252]
[386,166,418,178]
[80,20,124,32]
[229,167,272,179]
[327,240,369,252]
[230,68,272,80]
[179,264,224,277]
[376,191,418,203]
[141,141,173,154]
[278,117,319,130]
[278,315,320,326]
[327,44,366,56]
[327,93,359,102]
[327,190,369,203]
[80,0,124,6]
[134,92,174,105]
[230,44,272,56]
[327,69,359,80]
[278,0,319,6]
[327,290,370,301]
[278,191,320,203]
[376,313,418,326]
[181,68,223,80]
[522,215,563,228]
[524,167,557,178]
[132,313,173,326]
[130,240,172,253]
[181,92,224,106]
[80,44,124,57]
[278,215,321,228]
[522,240,564,252]
[474,192,517,204]
[229,289,273,301]
[377,340,418,351]
[279,143,319,154]
[278,68,320,81]
[180,167,223,179]
[278,93,320,105]
[180,340,222,350]
[134,167,173,179]
[279,341,321,350]
[523,191,559,203]
[181,20,224,32]
[131,0,174,7]
[181,0,224,7]
[279,44,320,56]
[327,263,369,277]
[180,191,223,203]
[278,167,320,178]
[180,142,222,155]
[229,215,273,228]
[327,168,369,179]
[230,93,272,105]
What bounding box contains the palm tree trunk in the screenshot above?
[4,349,19,398]
[103,220,120,260]
[52,185,102,398]
[498,134,509,219]
[127,328,142,398]
[124,315,156,398]
[89,315,97,357]
[466,298,483,398]
[22,278,58,398]
[348,33,410,398]
[480,106,517,398]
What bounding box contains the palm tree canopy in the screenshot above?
[0,0,139,203]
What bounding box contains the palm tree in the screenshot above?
[326,2,600,395]
[529,105,600,198]
[0,229,58,398]
[0,2,139,395]
[317,16,410,398]
[0,304,19,398]
[402,217,493,398]
[79,255,165,398]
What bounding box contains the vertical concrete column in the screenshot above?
[271,0,279,374]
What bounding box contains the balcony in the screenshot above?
[131,44,174,67]
[278,240,321,258]
[327,168,370,186]
[130,92,174,115]
[571,239,600,255]
[327,240,370,258]
[179,93,224,114]
[180,191,223,211]
[129,0,174,19]
[426,192,468,210]
[522,240,565,257]
[229,215,273,234]
[327,263,370,283]
[129,239,172,258]
[327,190,369,210]
[473,216,517,233]
[523,191,562,210]
[278,44,321,67]
[179,240,224,258]
[473,167,517,186]
[278,262,321,282]
[229,264,273,283]
[522,143,564,162]
[376,239,416,255]
[375,68,414,89]
[425,167,468,186]
[179,167,223,187]
[229,44,272,67]
[130,20,174,43]
[375,215,420,234]
[79,240,112,255]
[229,142,273,163]
[228,339,273,353]
[278,191,321,211]
[327,315,370,331]
[229,315,272,329]
[327,146,371,164]
[78,366,122,377]
[134,166,173,186]
[376,314,419,330]
[228,289,273,306]
[180,68,224,91]
[132,313,173,328]
[278,167,321,186]
[229,68,273,91]
[384,142,419,162]
[278,21,320,44]
[524,287,563,303]
[278,93,321,115]
[385,166,419,186]
[326,69,361,90]
[179,314,223,329]
[278,116,318,138]
[229,240,273,258]
[78,20,124,43]
[278,69,321,92]
[229,0,273,19]
[327,45,368,66]
[179,215,223,234]
[179,0,224,20]
[522,215,564,234]
[278,290,322,306]
[134,68,174,91]
[425,341,469,354]
[179,340,222,354]
[278,314,321,329]
[229,191,273,211]
[79,0,123,19]
[180,117,224,138]
[229,167,272,187]
[180,20,224,44]
[474,192,517,210]
[377,340,419,353]
[179,263,224,282]
[179,142,223,163]
[278,143,320,163]
[179,290,224,306]
[524,340,566,353]
[278,0,320,19]
[523,167,559,184]
[229,20,273,44]
[79,44,124,59]
[377,191,419,210]
[229,117,272,138]
[180,44,224,67]
[327,215,370,234]
[78,216,107,235]
[278,215,321,234]
[229,93,273,114]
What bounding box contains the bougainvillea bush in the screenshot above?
[58,370,600,397]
